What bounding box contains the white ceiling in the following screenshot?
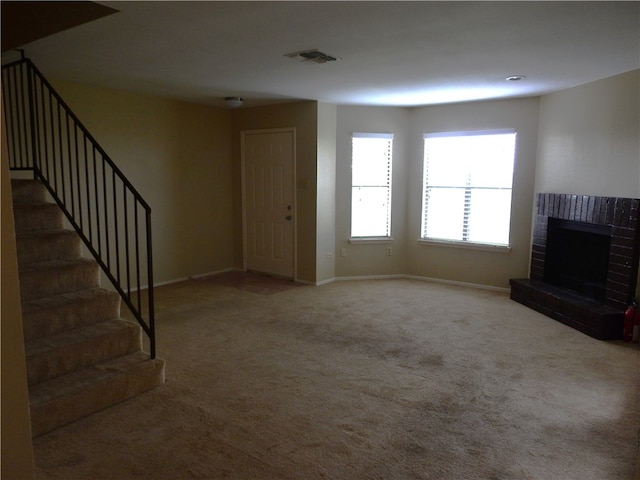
[9,1,640,108]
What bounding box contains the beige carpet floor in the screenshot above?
[33,273,640,479]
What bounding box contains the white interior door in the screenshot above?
[242,129,295,279]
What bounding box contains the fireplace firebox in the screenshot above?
[510,193,640,340]
[544,218,612,302]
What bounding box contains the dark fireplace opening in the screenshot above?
[543,218,612,302]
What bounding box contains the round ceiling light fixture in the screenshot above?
[225,96,243,108]
[505,75,526,82]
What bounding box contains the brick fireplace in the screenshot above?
[510,193,640,340]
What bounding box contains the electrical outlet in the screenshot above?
[341,248,347,257]
[386,246,392,256]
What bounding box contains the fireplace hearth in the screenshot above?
[510,193,640,340]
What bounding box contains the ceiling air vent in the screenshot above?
[284,49,339,64]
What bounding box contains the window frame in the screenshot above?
[420,129,516,250]
[350,132,394,240]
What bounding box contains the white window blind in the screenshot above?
[351,133,393,238]
[421,130,516,246]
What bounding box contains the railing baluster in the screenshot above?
[7,69,16,166]
[124,187,131,297]
[34,78,44,176]
[27,65,38,173]
[4,69,13,165]
[74,124,82,228]
[84,136,91,241]
[21,64,30,168]
[48,89,57,190]
[9,66,21,167]
[102,154,110,269]
[14,64,24,167]
[1,70,10,166]
[113,169,121,284]
[66,113,75,218]
[13,64,20,166]
[93,147,101,256]
[1,70,7,157]
[146,210,155,359]
[41,79,50,180]
[135,200,142,314]
[4,69,15,167]
[57,101,65,202]
[18,65,26,167]
[2,59,156,360]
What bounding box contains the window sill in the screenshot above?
[418,238,511,253]
[349,237,394,245]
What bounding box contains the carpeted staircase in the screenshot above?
[11,178,165,437]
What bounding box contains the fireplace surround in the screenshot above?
[510,193,640,340]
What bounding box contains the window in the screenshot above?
[421,130,516,246]
[351,133,393,238]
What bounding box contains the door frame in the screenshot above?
[240,127,297,280]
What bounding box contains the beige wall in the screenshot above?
[1,104,35,479]
[335,106,409,278]
[36,70,640,292]
[316,103,337,283]
[335,98,539,288]
[536,69,640,198]
[406,98,540,289]
[230,101,318,284]
[51,80,235,284]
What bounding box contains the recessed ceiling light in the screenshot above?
[506,75,526,82]
[224,96,243,108]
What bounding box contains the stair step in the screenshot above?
[26,319,142,385]
[11,178,47,204]
[13,203,64,233]
[23,288,121,342]
[19,258,100,301]
[29,352,165,437]
[11,179,165,438]
[17,229,82,265]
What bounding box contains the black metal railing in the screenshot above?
[2,58,156,358]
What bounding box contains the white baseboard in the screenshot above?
[142,269,509,293]
[141,267,240,290]
[321,273,509,293]
[403,274,510,293]
[333,274,405,282]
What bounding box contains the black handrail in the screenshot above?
[2,58,156,359]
